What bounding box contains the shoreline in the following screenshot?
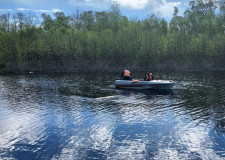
[1,61,225,75]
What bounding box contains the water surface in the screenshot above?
[0,72,225,159]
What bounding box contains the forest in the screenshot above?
[0,0,225,73]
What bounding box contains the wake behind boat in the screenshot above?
[115,79,175,90]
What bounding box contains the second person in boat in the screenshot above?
[144,72,154,81]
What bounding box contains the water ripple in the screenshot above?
[0,72,225,159]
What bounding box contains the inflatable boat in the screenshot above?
[115,80,175,90]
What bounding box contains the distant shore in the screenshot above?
[1,58,225,75]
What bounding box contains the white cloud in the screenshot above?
[154,1,186,19]
[168,2,182,6]
[114,0,149,10]
[16,8,62,13]
[35,9,62,13]
[68,0,167,11]
[113,0,167,10]
[67,0,187,20]
[0,9,13,12]
[17,8,32,11]
[51,9,62,12]
[68,0,110,10]
[2,0,188,20]
[183,2,189,6]
[68,0,184,18]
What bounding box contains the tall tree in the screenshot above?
[41,13,54,30]
[109,3,122,33]
[16,12,25,30]
[0,13,10,32]
[54,12,70,29]
[160,18,168,35]
[25,11,38,27]
[80,11,95,30]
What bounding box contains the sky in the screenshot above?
[0,0,190,21]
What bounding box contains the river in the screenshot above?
[0,71,225,160]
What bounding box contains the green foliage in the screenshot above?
[0,1,225,72]
[187,35,202,56]
[0,32,17,63]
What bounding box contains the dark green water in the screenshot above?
[0,72,225,160]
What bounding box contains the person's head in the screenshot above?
[150,73,152,76]
[147,72,150,76]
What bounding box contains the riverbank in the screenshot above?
[1,58,225,75]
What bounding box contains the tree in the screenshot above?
[70,7,82,29]
[80,11,94,30]
[173,7,179,17]
[54,12,70,29]
[25,11,38,27]
[16,12,25,30]
[109,3,122,33]
[219,0,225,16]
[0,3,225,73]
[160,18,168,35]
[41,13,54,30]
[170,7,183,32]
[0,13,10,32]
[94,11,110,31]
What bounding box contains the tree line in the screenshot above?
[0,0,225,73]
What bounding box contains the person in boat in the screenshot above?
[144,72,154,81]
[121,69,132,80]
